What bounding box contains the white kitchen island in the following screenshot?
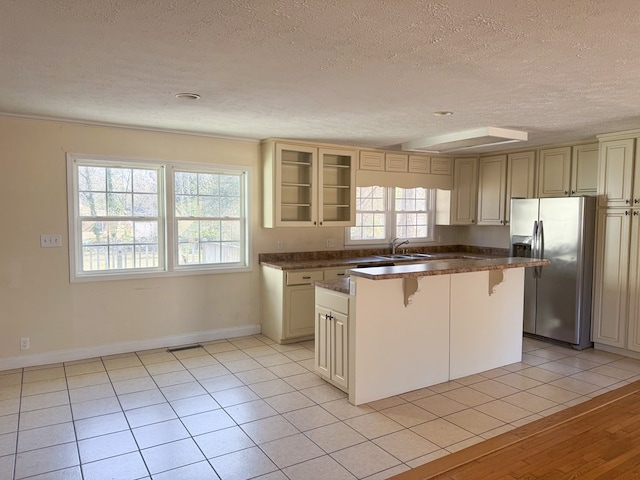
[314,257,549,405]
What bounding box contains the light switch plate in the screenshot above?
[41,234,62,248]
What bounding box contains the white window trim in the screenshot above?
[344,186,436,248]
[67,153,252,282]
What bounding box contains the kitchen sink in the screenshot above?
[376,253,436,260]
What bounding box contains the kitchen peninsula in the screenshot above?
[260,249,549,405]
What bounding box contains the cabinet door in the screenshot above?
[315,306,331,380]
[537,147,571,197]
[597,138,635,208]
[430,157,453,175]
[627,211,640,352]
[571,143,598,196]
[285,285,316,338]
[359,151,384,171]
[318,148,356,227]
[275,143,318,226]
[451,157,478,224]
[330,310,349,389]
[506,151,536,224]
[477,155,507,225]
[385,153,408,172]
[408,154,430,173]
[323,267,349,281]
[592,209,631,348]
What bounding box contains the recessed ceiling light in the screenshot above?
[433,111,453,117]
[175,93,201,100]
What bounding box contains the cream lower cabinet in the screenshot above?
[592,208,634,350]
[261,266,349,343]
[315,287,349,392]
[261,267,323,343]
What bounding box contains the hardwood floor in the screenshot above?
[390,380,640,480]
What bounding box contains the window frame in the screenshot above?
[67,153,252,282]
[344,186,436,247]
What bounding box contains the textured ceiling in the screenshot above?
[2,0,640,152]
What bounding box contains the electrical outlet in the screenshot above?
[20,337,29,351]
[40,234,62,248]
[326,238,334,248]
[276,240,283,250]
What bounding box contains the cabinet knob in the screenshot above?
[571,190,576,194]
[626,199,631,204]
[626,210,630,215]
[634,211,639,216]
[564,190,569,195]
[635,199,639,204]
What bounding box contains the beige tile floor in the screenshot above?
[1,335,640,480]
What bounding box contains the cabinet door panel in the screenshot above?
[506,151,536,223]
[331,311,349,389]
[359,151,384,171]
[286,285,316,338]
[597,139,635,208]
[537,147,571,197]
[452,157,478,224]
[592,209,631,348]
[571,143,598,196]
[477,155,507,225]
[315,306,331,379]
[627,214,640,352]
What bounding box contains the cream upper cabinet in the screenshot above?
[359,150,384,171]
[537,146,572,197]
[571,143,598,196]
[263,141,355,227]
[385,153,408,172]
[430,157,453,175]
[477,155,507,226]
[592,209,632,349]
[436,157,478,225]
[318,148,357,226]
[597,138,636,208]
[505,151,536,223]
[408,154,430,173]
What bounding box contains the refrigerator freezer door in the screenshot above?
[536,197,584,343]
[510,199,540,335]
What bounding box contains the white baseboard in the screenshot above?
[0,324,261,371]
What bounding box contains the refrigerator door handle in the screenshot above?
[532,221,539,278]
[537,220,545,278]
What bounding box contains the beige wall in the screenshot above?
[0,118,263,367]
[0,116,503,369]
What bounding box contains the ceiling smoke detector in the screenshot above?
[402,127,528,153]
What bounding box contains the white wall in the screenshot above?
[0,117,347,368]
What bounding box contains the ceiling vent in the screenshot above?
[401,127,528,153]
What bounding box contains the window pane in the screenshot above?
[198,173,219,195]
[349,186,387,241]
[199,197,220,217]
[175,195,198,217]
[175,172,198,195]
[79,192,106,216]
[107,168,132,192]
[107,193,132,216]
[133,169,158,193]
[133,193,158,216]
[78,166,106,192]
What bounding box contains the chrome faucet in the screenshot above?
[391,238,409,255]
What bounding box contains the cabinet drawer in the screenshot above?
[359,151,384,171]
[324,268,349,281]
[316,289,349,314]
[286,270,323,286]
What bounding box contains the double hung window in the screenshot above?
[67,154,251,281]
[346,186,435,245]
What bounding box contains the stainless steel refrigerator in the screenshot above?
[510,197,596,349]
